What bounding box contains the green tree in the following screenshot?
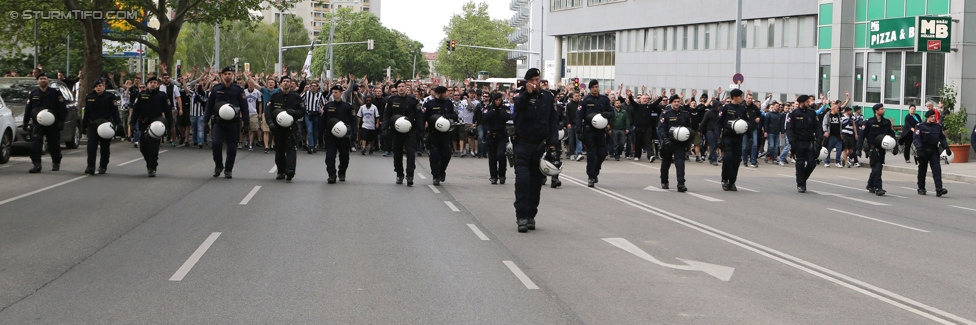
[310,9,428,81]
[175,16,309,76]
[434,1,514,80]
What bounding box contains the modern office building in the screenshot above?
[546,0,973,126]
[509,0,555,80]
[260,0,381,39]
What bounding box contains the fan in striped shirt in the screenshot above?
[301,82,326,153]
[188,84,209,148]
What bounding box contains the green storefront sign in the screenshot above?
[869,16,952,53]
[916,16,951,53]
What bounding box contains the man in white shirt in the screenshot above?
[357,95,380,154]
[159,73,184,147]
[244,81,263,150]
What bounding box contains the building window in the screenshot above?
[551,0,583,11]
[682,26,689,50]
[693,25,699,50]
[866,52,882,103]
[925,53,945,103]
[741,22,747,48]
[884,52,902,105]
[904,52,923,106]
[782,17,791,47]
[636,29,644,52]
[644,28,651,51]
[767,18,775,48]
[704,24,711,50]
[587,0,625,5]
[819,53,831,96]
[653,28,659,51]
[753,20,760,48]
[662,27,668,51]
[855,52,864,102]
[672,27,677,50]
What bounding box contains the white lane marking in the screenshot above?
[0,165,11,169]
[827,208,929,233]
[268,165,277,174]
[428,185,440,194]
[502,261,539,289]
[643,185,665,192]
[444,201,460,212]
[239,186,262,205]
[117,149,168,166]
[809,190,889,206]
[630,162,660,170]
[603,237,734,281]
[900,186,917,191]
[702,179,759,192]
[838,176,860,180]
[417,173,427,179]
[559,174,972,325]
[467,224,490,241]
[778,174,906,198]
[951,205,976,213]
[686,192,724,202]
[169,232,221,281]
[0,176,88,206]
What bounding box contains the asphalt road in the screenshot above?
[2,142,976,324]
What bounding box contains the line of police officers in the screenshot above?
[22,67,956,234]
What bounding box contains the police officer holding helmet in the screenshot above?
[785,94,823,193]
[483,93,511,184]
[424,86,458,186]
[717,89,749,191]
[577,79,614,187]
[205,67,248,179]
[383,80,423,186]
[266,75,306,181]
[82,78,122,175]
[512,68,559,233]
[857,103,897,196]
[913,109,949,197]
[657,95,691,192]
[23,73,68,173]
[130,76,173,177]
[322,85,354,184]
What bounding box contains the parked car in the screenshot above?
[0,95,14,164]
[0,77,82,151]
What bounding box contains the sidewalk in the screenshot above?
[884,158,976,184]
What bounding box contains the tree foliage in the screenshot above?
[175,15,309,75]
[433,1,514,80]
[309,9,428,81]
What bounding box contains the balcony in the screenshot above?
[509,0,529,11]
[509,7,529,27]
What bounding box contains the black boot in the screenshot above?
[527,218,536,230]
[286,170,295,181]
[490,178,497,185]
[917,188,926,195]
[406,176,414,187]
[338,172,346,182]
[328,176,337,184]
[97,167,106,175]
[661,182,669,190]
[396,175,404,184]
[517,218,528,233]
[29,164,41,173]
[148,169,156,177]
[677,184,687,192]
[85,166,95,175]
[276,173,286,180]
[936,188,947,197]
[213,167,223,178]
[224,171,233,179]
[51,163,60,171]
[587,179,595,187]
[499,176,506,184]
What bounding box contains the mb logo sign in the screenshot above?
[869,16,951,53]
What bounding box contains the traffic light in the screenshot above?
[367,39,374,50]
[445,40,451,51]
[450,40,457,51]
[573,77,579,90]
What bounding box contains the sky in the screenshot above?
[380,0,514,53]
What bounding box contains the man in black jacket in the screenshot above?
[631,91,663,162]
[577,80,614,187]
[130,77,173,177]
[383,80,422,186]
[266,76,305,181]
[901,104,922,163]
[24,73,68,173]
[698,100,721,166]
[321,85,355,183]
[82,78,122,175]
[763,102,785,164]
[565,92,581,160]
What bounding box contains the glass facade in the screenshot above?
[566,33,616,66]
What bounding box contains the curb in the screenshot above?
[883,164,976,184]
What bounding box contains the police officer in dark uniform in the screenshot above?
[550,104,568,189]
[81,78,122,175]
[23,73,67,173]
[483,93,511,184]
[577,80,614,187]
[717,89,748,191]
[266,76,306,181]
[657,95,692,192]
[914,109,949,197]
[785,94,823,193]
[383,80,422,186]
[857,103,897,196]
[130,77,173,177]
[424,86,458,186]
[204,67,248,179]
[512,68,559,233]
[322,85,354,184]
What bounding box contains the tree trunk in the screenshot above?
[154,22,183,76]
[77,17,103,111]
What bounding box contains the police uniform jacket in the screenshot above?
[82,91,121,130]
[423,97,458,134]
[716,102,749,137]
[383,94,421,135]
[482,103,511,138]
[322,99,354,136]
[513,88,559,146]
[205,82,248,124]
[912,122,948,155]
[785,106,822,144]
[265,90,306,129]
[857,116,895,151]
[130,89,173,130]
[24,86,68,127]
[577,93,614,133]
[658,107,692,144]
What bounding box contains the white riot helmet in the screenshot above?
[670,126,691,142]
[590,113,609,129]
[97,122,115,139]
[331,121,349,138]
[818,147,830,160]
[880,135,897,150]
[35,109,55,126]
[730,119,748,134]
[432,115,451,133]
[218,103,239,120]
[275,110,294,127]
[540,157,563,176]
[394,116,412,133]
[558,128,568,141]
[147,120,166,139]
[941,149,953,165]
[505,141,513,155]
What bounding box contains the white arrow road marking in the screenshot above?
[702,179,759,192]
[827,208,929,233]
[268,165,277,174]
[643,185,666,192]
[686,192,724,202]
[809,190,889,206]
[603,237,734,281]
[630,162,660,170]
[417,173,427,179]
